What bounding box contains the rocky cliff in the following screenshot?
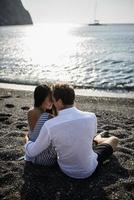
[0,0,33,26]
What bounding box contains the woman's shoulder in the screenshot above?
[28,107,41,117]
[27,107,42,131]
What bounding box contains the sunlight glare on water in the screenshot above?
[21,23,89,83]
[25,24,75,64]
[0,23,104,87]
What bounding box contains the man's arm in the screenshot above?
[25,124,51,157]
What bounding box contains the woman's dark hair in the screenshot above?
[52,83,75,105]
[34,84,52,107]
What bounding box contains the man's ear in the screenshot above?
[57,99,64,108]
[58,99,63,105]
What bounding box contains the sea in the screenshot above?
[0,23,134,97]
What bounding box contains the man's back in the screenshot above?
[45,107,98,178]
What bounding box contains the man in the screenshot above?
[25,84,118,179]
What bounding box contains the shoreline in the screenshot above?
[0,82,134,99]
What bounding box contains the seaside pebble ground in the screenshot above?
[0,88,134,200]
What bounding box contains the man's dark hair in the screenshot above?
[52,84,75,105]
[34,84,51,107]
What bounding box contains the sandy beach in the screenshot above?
[0,87,134,200]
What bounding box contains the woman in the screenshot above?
[25,84,57,166]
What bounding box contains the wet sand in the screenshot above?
[0,88,134,200]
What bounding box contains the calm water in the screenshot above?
[0,23,134,91]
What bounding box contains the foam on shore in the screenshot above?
[0,82,134,99]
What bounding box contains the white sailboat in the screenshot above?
[88,0,101,26]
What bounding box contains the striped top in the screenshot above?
[26,112,57,165]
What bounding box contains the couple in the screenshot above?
[25,83,118,179]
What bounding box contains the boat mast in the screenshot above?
[94,0,98,23]
[93,0,100,24]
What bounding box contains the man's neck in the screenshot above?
[59,105,74,111]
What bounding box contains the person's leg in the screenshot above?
[94,133,119,151]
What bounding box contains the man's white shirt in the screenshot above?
[25,107,98,179]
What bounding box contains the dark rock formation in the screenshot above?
[0,0,33,26]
